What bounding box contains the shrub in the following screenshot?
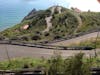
[0,35,5,40]
[44,32,50,36]
[54,35,61,40]
[20,36,29,41]
[64,53,91,75]
[31,35,41,41]
[48,52,64,75]
[47,53,91,75]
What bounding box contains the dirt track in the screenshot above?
[0,44,99,61]
[43,7,55,33]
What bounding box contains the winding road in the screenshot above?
[0,44,98,61]
[0,6,100,61]
[0,31,100,61]
[50,32,100,46]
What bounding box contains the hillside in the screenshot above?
[0,6,100,44]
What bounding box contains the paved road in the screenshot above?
[51,32,100,46]
[0,44,99,61]
[0,32,100,61]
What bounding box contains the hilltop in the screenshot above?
[0,6,100,44]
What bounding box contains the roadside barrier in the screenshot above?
[0,67,99,75]
[0,40,94,50]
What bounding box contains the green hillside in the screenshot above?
[0,6,100,43]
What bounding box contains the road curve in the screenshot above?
[50,32,100,46]
[0,32,100,61]
[0,44,98,61]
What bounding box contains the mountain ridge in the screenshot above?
[0,6,100,44]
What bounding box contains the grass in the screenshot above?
[0,53,99,70]
[0,57,47,70]
[0,53,99,75]
[69,37,100,48]
[1,6,100,43]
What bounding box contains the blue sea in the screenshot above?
[0,0,69,31]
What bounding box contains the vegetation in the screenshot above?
[0,6,100,43]
[77,12,100,33]
[47,52,100,75]
[0,53,100,75]
[0,57,46,70]
[69,37,100,48]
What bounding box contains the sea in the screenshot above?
[0,0,69,31]
[0,0,50,31]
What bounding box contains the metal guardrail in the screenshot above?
[0,67,100,75]
[45,30,100,44]
[0,68,46,75]
[91,68,100,75]
[0,31,99,51]
[0,40,94,50]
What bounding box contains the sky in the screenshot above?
[0,0,100,30]
[22,0,100,12]
[68,0,100,12]
[1,0,100,11]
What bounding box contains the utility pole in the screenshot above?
[5,44,11,65]
[94,31,99,58]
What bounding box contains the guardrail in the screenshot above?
[0,68,46,75]
[91,67,100,75]
[0,40,94,50]
[0,67,100,75]
[45,30,100,44]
